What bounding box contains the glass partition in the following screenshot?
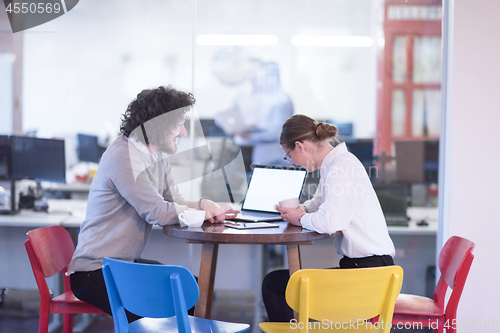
[194,0,376,139]
[2,0,444,329]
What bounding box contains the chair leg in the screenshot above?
[38,303,50,333]
[63,313,74,333]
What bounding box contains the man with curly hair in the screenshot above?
[68,86,236,321]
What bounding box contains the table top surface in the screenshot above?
[163,221,336,245]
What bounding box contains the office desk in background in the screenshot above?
[392,207,438,297]
[43,182,91,200]
[0,200,88,291]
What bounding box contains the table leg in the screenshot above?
[287,244,302,321]
[194,242,219,319]
[286,244,302,276]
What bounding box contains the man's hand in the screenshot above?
[218,203,240,220]
[275,205,306,227]
[200,200,240,223]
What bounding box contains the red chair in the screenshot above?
[392,236,475,333]
[25,226,106,333]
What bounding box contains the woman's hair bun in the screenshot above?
[315,122,338,141]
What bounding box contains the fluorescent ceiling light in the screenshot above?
[196,34,278,46]
[291,35,374,47]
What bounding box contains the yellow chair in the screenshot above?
[259,266,403,333]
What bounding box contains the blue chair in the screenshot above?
[102,257,249,333]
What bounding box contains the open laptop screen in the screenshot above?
[242,166,307,213]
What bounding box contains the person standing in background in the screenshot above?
[232,61,294,166]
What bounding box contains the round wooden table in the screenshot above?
[163,221,334,319]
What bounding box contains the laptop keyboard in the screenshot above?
[235,211,283,222]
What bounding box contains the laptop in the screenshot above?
[373,184,410,227]
[214,109,249,135]
[232,165,308,222]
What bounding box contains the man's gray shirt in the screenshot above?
[69,135,188,273]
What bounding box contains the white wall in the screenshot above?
[447,0,500,330]
[22,0,193,138]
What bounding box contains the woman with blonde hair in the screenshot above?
[262,114,395,322]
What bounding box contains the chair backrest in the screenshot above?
[102,257,200,333]
[25,226,76,299]
[438,236,475,289]
[285,266,403,333]
[26,226,75,278]
[435,236,475,318]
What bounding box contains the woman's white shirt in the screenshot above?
[300,143,395,258]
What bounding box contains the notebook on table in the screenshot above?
[232,165,307,222]
[225,221,279,229]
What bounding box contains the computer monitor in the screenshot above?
[0,136,9,180]
[201,119,226,137]
[345,139,374,168]
[373,183,409,226]
[77,133,105,163]
[10,136,66,183]
[424,140,439,184]
[328,121,354,139]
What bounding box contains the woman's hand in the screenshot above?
[275,205,306,227]
[200,200,240,223]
